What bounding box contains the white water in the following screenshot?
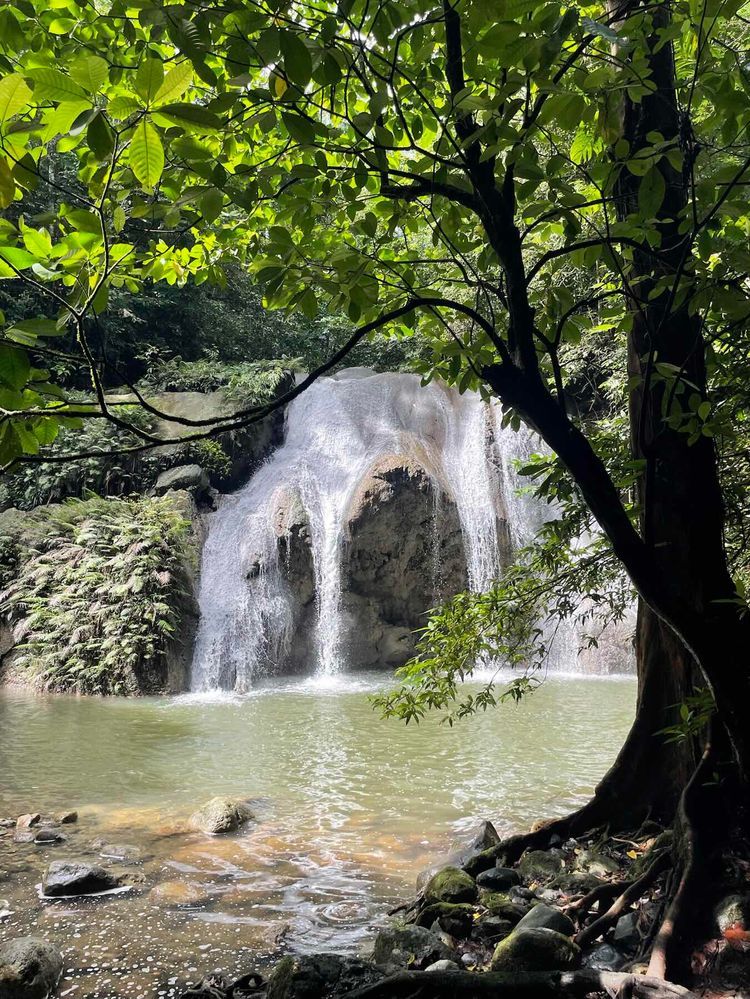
[191,369,630,692]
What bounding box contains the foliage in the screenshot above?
[140,355,294,402]
[0,495,192,694]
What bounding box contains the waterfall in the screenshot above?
[190,369,632,692]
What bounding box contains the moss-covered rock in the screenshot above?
[478,891,526,924]
[518,849,565,880]
[189,797,253,835]
[371,924,452,971]
[490,927,581,972]
[423,866,477,905]
[416,903,475,938]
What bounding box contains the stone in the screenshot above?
[32,828,65,845]
[96,843,140,863]
[518,849,565,880]
[42,860,120,897]
[435,905,474,939]
[0,937,63,999]
[15,815,40,830]
[613,911,640,951]
[460,953,477,968]
[0,819,15,829]
[266,954,382,998]
[584,943,626,972]
[715,894,750,935]
[552,871,604,895]
[479,891,527,924]
[189,797,254,835]
[490,927,581,973]
[149,881,206,907]
[57,811,78,825]
[423,867,477,905]
[574,850,621,877]
[515,903,575,937]
[449,820,500,867]
[476,867,521,892]
[154,464,210,497]
[472,916,515,944]
[371,924,453,971]
[0,901,11,921]
[424,959,460,972]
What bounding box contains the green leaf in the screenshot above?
[0,74,32,125]
[129,118,164,188]
[27,68,88,103]
[153,103,220,131]
[0,343,30,390]
[135,57,164,104]
[0,246,36,269]
[281,112,316,145]
[638,166,666,218]
[154,61,193,104]
[108,95,141,119]
[0,159,14,208]
[200,187,223,222]
[87,111,115,159]
[70,54,109,93]
[280,30,313,87]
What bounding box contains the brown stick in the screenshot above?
[349,968,699,999]
[575,851,671,948]
[567,880,633,918]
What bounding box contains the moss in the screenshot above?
[423,866,477,905]
[490,927,581,972]
[415,902,475,934]
[479,891,526,923]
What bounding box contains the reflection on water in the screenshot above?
[0,672,635,998]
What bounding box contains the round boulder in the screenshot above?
[490,927,581,973]
[371,924,452,971]
[423,866,477,905]
[515,902,575,936]
[189,797,253,835]
[476,867,521,892]
[42,860,120,897]
[0,937,63,999]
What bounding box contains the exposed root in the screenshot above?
[576,851,671,948]
[567,880,633,919]
[349,969,698,999]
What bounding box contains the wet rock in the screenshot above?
[12,831,35,845]
[478,891,526,924]
[149,881,206,907]
[460,953,477,968]
[32,828,65,846]
[490,927,581,973]
[371,924,452,971]
[96,843,140,863]
[518,849,565,880]
[436,905,474,939]
[266,954,382,998]
[584,942,626,972]
[515,902,575,937]
[427,959,462,973]
[42,860,121,897]
[189,797,254,835]
[57,811,78,825]
[15,815,40,831]
[0,901,11,921]
[509,886,537,903]
[0,937,63,999]
[715,893,750,934]
[476,867,521,892]
[450,820,500,867]
[613,911,640,951]
[472,915,515,944]
[0,819,15,829]
[423,867,477,905]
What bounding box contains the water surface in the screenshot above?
[0,672,635,998]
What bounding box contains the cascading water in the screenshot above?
[190,369,631,692]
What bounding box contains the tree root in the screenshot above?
[575,850,672,948]
[349,969,698,999]
[567,880,634,918]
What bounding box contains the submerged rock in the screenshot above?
[189,797,253,835]
[371,924,452,971]
[266,954,382,998]
[149,881,206,907]
[0,937,63,999]
[490,926,581,972]
[515,902,575,936]
[42,860,120,897]
[423,867,477,905]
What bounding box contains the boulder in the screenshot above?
[42,860,120,897]
[189,797,253,835]
[613,911,640,951]
[449,820,500,867]
[371,924,453,971]
[472,915,515,944]
[423,867,477,905]
[479,891,527,924]
[154,464,210,497]
[0,937,63,999]
[518,849,565,880]
[15,815,40,830]
[57,812,77,825]
[476,867,521,892]
[584,942,626,972]
[266,954,382,999]
[574,850,620,877]
[32,828,65,846]
[515,903,575,937]
[490,927,581,973]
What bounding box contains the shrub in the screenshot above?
[0,496,193,695]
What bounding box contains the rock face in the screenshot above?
[189,797,253,835]
[0,938,63,999]
[154,464,210,499]
[42,860,120,897]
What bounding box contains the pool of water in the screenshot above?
[0,672,635,998]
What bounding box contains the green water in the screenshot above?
[0,672,635,998]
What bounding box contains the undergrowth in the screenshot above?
[0,495,193,695]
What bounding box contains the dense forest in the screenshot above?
[1,0,750,998]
